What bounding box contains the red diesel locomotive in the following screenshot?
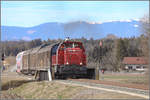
[16,38,95,80]
[51,41,86,67]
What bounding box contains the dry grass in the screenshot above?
[4,56,16,65]
[2,56,16,71]
[101,73,149,85]
[4,81,85,99]
[2,81,144,99]
[1,72,28,85]
[1,72,146,99]
[71,88,145,99]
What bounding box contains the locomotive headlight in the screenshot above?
[66,62,69,65]
[80,62,83,65]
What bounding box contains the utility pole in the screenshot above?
[99,40,103,67]
[99,40,103,80]
[0,41,2,72]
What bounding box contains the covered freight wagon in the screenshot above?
[22,43,54,74]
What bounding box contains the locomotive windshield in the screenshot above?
[63,42,83,49]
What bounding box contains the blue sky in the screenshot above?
[2,1,149,27]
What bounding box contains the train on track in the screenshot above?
[16,38,96,80]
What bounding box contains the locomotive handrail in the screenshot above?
[56,41,64,65]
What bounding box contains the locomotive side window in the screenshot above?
[51,44,59,55]
[59,44,64,50]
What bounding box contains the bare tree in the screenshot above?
[140,14,150,78]
[140,15,150,56]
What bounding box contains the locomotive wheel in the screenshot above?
[72,75,76,79]
[55,75,59,79]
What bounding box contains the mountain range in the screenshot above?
[1,20,141,41]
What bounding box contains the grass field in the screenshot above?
[2,81,145,99]
[1,72,146,99]
[100,73,149,85]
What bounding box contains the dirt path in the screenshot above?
[70,79,149,90]
[57,80,149,99]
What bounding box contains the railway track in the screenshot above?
[56,79,149,99]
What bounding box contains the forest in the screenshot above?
[1,34,148,71]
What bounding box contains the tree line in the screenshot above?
[1,34,148,71]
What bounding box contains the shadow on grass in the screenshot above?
[2,80,36,90]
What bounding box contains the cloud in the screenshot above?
[86,21,103,24]
[125,19,132,22]
[103,19,133,23]
[133,19,140,21]
[27,30,36,34]
[22,36,31,41]
[104,20,118,23]
[134,24,139,27]
[87,21,96,24]
[71,18,138,25]
[118,19,132,22]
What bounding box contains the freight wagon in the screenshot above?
[16,38,96,80]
